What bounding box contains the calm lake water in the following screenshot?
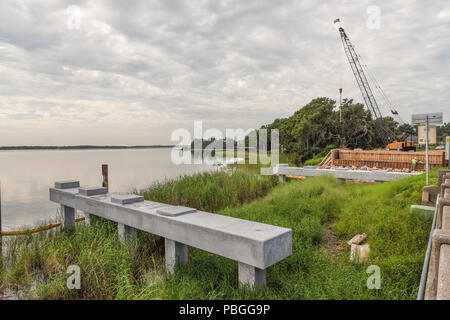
[0,148,215,230]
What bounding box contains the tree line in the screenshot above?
[260,97,444,165]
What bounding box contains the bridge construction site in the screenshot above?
[319,149,447,172]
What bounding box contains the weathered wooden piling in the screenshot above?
[102,164,109,191]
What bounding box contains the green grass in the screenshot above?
[139,169,278,212]
[0,168,436,300]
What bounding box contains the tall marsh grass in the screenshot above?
[140,169,278,212]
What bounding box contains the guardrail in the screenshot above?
[425,169,450,299]
[417,194,439,300]
[49,180,292,288]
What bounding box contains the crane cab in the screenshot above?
[385,141,416,152]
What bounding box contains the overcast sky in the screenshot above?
[0,0,448,146]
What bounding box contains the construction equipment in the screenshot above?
[334,19,415,151]
[385,140,416,151]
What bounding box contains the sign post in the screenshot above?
[446,136,450,169]
[412,112,443,185]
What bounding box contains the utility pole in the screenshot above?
[446,136,450,169]
[339,88,343,122]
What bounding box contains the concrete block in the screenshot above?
[165,238,188,274]
[111,194,144,205]
[438,170,450,186]
[79,187,107,196]
[61,205,75,229]
[443,206,450,230]
[429,229,450,299]
[118,223,137,243]
[441,183,450,196]
[350,244,370,263]
[279,175,286,183]
[157,206,197,217]
[437,244,450,300]
[410,205,435,222]
[437,199,450,229]
[348,233,367,246]
[55,181,80,189]
[238,262,266,288]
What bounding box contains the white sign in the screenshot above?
[418,125,437,145]
[446,136,450,161]
[412,112,443,126]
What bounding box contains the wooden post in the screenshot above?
[102,164,109,192]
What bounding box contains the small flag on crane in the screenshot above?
[334,18,340,24]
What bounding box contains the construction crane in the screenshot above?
[334,18,415,151]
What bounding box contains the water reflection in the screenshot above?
[0,148,215,230]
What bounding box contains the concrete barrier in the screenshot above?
[425,173,450,300]
[274,164,421,183]
[49,181,292,288]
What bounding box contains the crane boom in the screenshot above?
[338,26,383,120]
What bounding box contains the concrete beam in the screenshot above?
[274,165,421,182]
[49,186,292,271]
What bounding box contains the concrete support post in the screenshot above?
[165,238,188,274]
[84,212,91,226]
[238,262,266,288]
[118,223,136,244]
[61,205,75,229]
[279,175,286,183]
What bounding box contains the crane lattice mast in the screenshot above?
[337,26,383,120]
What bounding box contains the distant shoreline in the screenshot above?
[0,145,176,151]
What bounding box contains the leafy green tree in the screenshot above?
[260,97,406,164]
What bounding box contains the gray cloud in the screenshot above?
[0,0,448,145]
